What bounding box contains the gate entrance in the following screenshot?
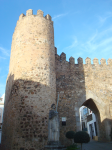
[76,96,112,141]
[79,104,98,140]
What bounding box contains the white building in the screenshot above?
[80,106,98,140]
[0,94,5,143]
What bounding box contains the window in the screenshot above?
[83,107,88,115]
[62,117,66,126]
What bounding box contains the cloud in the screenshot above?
[0,46,10,56]
[88,31,98,43]
[63,26,112,61]
[80,27,112,56]
[101,45,112,53]
[97,37,112,48]
[64,37,78,50]
[52,13,68,20]
[97,12,112,25]
[0,56,6,60]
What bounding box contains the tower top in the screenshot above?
[19,9,52,21]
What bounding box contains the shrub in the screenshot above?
[66,131,75,139]
[66,144,79,150]
[110,127,112,141]
[74,131,90,150]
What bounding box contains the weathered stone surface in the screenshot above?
[48,110,59,143]
[2,9,56,150]
[2,9,112,150]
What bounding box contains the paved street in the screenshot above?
[77,141,112,150]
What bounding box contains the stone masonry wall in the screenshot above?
[84,57,112,140]
[2,9,56,150]
[55,52,86,145]
[56,54,112,143]
[2,9,112,150]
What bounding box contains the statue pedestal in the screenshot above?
[45,141,65,150]
[44,145,66,150]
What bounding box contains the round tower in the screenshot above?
[2,9,56,150]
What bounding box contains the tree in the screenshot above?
[74,131,90,150]
[110,127,112,141]
[66,131,75,144]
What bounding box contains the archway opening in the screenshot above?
[79,98,100,141]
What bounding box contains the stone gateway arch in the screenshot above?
[1,9,112,150]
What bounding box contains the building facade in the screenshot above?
[80,106,98,140]
[0,94,4,144]
[1,9,112,150]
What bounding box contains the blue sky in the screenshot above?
[0,0,112,96]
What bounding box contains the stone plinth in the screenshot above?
[45,141,65,150]
[45,144,66,150]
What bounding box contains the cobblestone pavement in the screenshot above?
[77,141,112,150]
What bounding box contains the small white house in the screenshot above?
[0,94,5,143]
[79,106,98,140]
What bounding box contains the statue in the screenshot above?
[48,104,59,145]
[45,94,65,149]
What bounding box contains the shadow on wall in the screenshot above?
[1,74,55,150]
[55,55,86,146]
[101,118,112,141]
[82,99,112,141]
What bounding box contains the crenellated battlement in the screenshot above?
[93,58,99,66]
[69,56,75,64]
[55,52,83,66]
[45,14,52,21]
[18,9,52,22]
[19,13,25,20]
[55,51,112,71]
[3,9,112,150]
[60,52,66,61]
[85,57,112,66]
[26,9,33,16]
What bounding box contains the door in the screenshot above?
[89,124,94,139]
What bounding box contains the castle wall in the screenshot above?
[83,57,112,141]
[2,9,112,150]
[2,9,56,150]
[55,53,86,145]
[56,55,112,143]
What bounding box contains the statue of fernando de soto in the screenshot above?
[48,94,60,145]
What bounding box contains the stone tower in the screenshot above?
[2,9,56,150]
[2,8,112,150]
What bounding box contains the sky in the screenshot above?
[0,0,112,96]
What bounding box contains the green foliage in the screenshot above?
[66,144,79,150]
[74,131,90,150]
[110,127,112,140]
[74,131,90,143]
[66,131,75,139]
